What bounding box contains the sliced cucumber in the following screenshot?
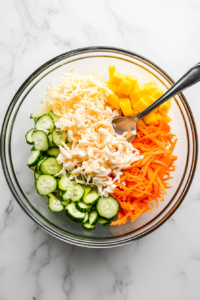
[58,176,73,191]
[75,201,91,213]
[98,218,110,226]
[83,212,89,223]
[32,130,49,151]
[36,175,57,196]
[25,128,35,144]
[40,157,62,175]
[83,222,95,230]
[48,111,59,122]
[53,190,62,200]
[84,186,91,196]
[48,197,64,212]
[30,108,51,120]
[83,190,99,205]
[61,199,71,206]
[52,127,68,147]
[61,182,76,201]
[65,203,85,223]
[48,134,57,148]
[36,156,48,174]
[47,148,60,158]
[27,149,42,167]
[35,114,54,134]
[71,184,85,202]
[89,210,99,225]
[34,172,40,180]
[96,196,119,220]
[30,165,36,171]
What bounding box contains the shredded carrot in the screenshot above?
[110,120,177,226]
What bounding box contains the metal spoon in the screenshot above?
[112,62,200,142]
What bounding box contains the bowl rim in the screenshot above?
[0,46,198,248]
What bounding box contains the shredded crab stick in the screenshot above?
[110,120,177,226]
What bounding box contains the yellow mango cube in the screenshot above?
[108,66,116,80]
[129,89,141,107]
[120,98,133,117]
[133,98,149,112]
[111,71,125,85]
[117,79,133,95]
[156,112,172,123]
[144,81,158,88]
[138,119,146,128]
[158,101,171,115]
[106,81,118,94]
[125,75,137,89]
[117,91,127,98]
[143,94,155,106]
[107,93,120,110]
[152,89,164,100]
[138,83,148,96]
[131,109,140,117]
[144,111,159,125]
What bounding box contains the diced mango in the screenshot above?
[117,79,133,95]
[143,94,155,106]
[106,81,118,94]
[158,101,171,115]
[138,119,146,128]
[133,98,149,112]
[108,66,116,80]
[131,109,140,117]
[152,89,164,100]
[129,89,141,107]
[156,112,172,123]
[144,111,159,125]
[107,93,120,110]
[138,83,148,96]
[125,75,137,89]
[117,91,127,98]
[144,81,158,88]
[120,98,133,117]
[111,71,125,85]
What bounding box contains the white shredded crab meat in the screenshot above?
[41,72,142,196]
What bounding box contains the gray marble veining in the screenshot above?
[0,0,200,299]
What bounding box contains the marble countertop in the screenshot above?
[1,0,200,299]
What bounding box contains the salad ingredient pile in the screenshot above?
[26,66,177,230]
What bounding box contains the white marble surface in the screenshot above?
[1,0,200,299]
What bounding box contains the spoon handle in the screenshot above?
[134,62,200,121]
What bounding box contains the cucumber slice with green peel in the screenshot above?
[30,109,51,120]
[25,128,35,144]
[71,184,85,202]
[48,197,64,212]
[61,183,76,201]
[35,114,54,134]
[53,190,62,199]
[84,186,91,196]
[34,172,40,180]
[32,130,49,151]
[48,134,57,148]
[83,212,89,223]
[98,218,110,226]
[27,149,42,167]
[83,190,99,205]
[65,203,85,223]
[58,176,74,191]
[83,222,95,230]
[40,157,62,175]
[30,165,36,171]
[47,148,60,157]
[75,201,91,213]
[52,127,68,147]
[36,175,57,196]
[89,210,99,225]
[61,199,71,206]
[96,196,119,220]
[48,111,59,122]
[36,156,48,174]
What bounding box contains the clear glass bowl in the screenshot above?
[1,47,198,248]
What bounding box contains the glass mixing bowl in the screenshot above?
[1,47,198,248]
